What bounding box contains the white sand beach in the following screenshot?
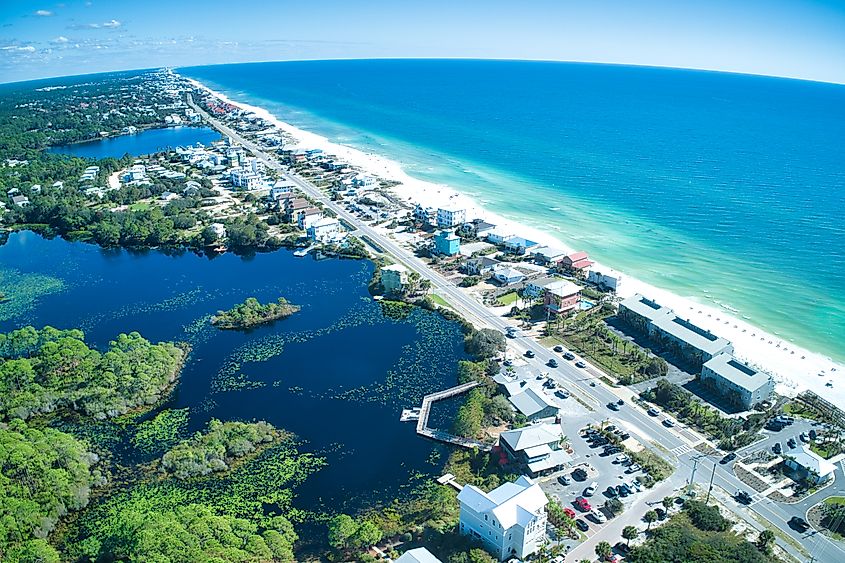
[184,75,845,409]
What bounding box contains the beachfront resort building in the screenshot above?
[700,354,774,410]
[457,475,548,561]
[785,446,837,485]
[543,280,582,316]
[588,269,623,293]
[499,423,570,476]
[381,264,409,294]
[306,217,342,243]
[395,547,443,563]
[434,230,461,256]
[618,294,733,371]
[436,207,466,228]
[561,251,593,276]
[413,204,437,227]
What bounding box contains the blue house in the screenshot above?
[434,230,461,256]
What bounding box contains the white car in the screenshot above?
[590,509,607,523]
[585,481,598,496]
[615,454,629,464]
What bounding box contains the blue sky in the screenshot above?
[1,0,844,84]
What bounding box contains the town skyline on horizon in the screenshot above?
[1,0,844,85]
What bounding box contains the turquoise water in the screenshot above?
[47,125,221,158]
[181,60,845,362]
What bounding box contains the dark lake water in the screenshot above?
[0,231,466,513]
[47,125,222,158]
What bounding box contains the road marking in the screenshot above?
[671,444,693,456]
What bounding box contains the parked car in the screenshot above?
[614,542,632,555]
[548,358,559,368]
[575,518,589,532]
[563,352,576,360]
[605,425,617,432]
[605,486,618,498]
[800,432,809,442]
[575,361,587,368]
[558,474,571,486]
[773,442,782,454]
[655,508,667,520]
[573,468,588,481]
[585,482,598,496]
[619,432,630,440]
[503,359,513,367]
[524,350,535,358]
[575,497,592,511]
[590,509,607,523]
[555,389,570,399]
[787,437,797,449]
[553,345,564,352]
[563,507,577,519]
[615,454,629,464]
[616,485,629,497]
[625,463,641,474]
[647,407,660,416]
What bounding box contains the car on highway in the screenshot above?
[585,482,598,496]
[662,418,676,427]
[607,401,620,411]
[590,509,607,523]
[735,490,752,504]
[548,358,559,368]
[575,361,587,368]
[575,497,592,511]
[647,407,660,416]
[605,486,618,497]
[789,516,810,532]
[524,350,535,358]
[575,518,589,532]
[506,328,517,338]
[558,474,571,486]
[616,399,625,406]
[563,352,576,360]
[553,345,564,352]
[720,452,737,464]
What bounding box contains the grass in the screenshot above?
[429,294,454,310]
[824,496,845,506]
[129,202,153,211]
[810,441,841,459]
[496,292,519,306]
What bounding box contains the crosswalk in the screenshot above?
[671,444,694,456]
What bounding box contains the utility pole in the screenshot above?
[687,454,706,496]
[705,461,717,503]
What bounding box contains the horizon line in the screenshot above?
[3,57,844,88]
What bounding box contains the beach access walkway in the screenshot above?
[414,380,491,451]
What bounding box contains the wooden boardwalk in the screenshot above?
[415,381,491,451]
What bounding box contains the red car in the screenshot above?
[575,496,592,512]
[563,507,577,519]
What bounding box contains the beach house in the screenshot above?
[458,219,497,239]
[381,264,409,294]
[297,208,324,230]
[434,230,461,256]
[457,475,548,561]
[560,251,593,276]
[700,354,774,410]
[543,280,582,315]
[503,236,540,255]
[492,264,525,286]
[12,195,30,207]
[587,269,623,293]
[524,277,563,300]
[307,217,341,243]
[499,423,570,476]
[463,256,500,276]
[532,246,568,266]
[413,203,437,227]
[436,207,466,228]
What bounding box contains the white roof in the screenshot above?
[382,263,408,273]
[310,217,339,229]
[703,354,772,393]
[791,446,837,477]
[500,423,561,452]
[545,280,581,297]
[457,475,547,530]
[526,449,571,474]
[509,387,558,417]
[395,547,443,563]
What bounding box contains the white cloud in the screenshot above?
[102,19,121,28]
[34,9,53,17]
[75,19,122,29]
[1,45,37,52]
[53,36,69,44]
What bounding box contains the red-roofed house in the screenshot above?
[561,251,594,277]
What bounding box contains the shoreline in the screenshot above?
[182,74,845,407]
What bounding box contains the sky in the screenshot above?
[1,0,844,84]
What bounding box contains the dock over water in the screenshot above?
[410,380,492,451]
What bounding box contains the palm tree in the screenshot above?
[622,525,639,546]
[595,541,613,561]
[662,496,674,512]
[644,510,658,531]
[756,529,775,553]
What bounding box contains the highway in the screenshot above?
[188,93,845,562]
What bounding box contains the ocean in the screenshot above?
[181,60,845,363]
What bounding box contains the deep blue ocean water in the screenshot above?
[0,232,465,513]
[47,125,221,159]
[182,60,845,362]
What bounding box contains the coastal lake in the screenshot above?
[47,125,222,159]
[0,231,466,513]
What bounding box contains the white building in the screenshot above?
[457,475,548,561]
[306,217,342,242]
[413,203,437,226]
[352,174,379,188]
[297,208,324,230]
[230,168,263,190]
[785,446,837,485]
[436,207,466,229]
[587,269,623,292]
